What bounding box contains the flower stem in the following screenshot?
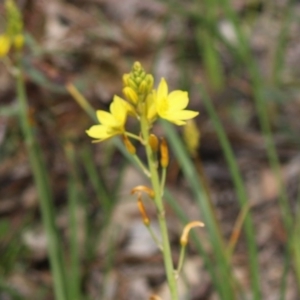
[140,112,178,300]
[15,56,68,300]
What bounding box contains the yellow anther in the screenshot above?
[180,221,205,246]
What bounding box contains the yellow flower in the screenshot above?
[0,34,11,57]
[145,92,157,123]
[155,78,199,125]
[86,95,133,142]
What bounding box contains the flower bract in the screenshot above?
[155,78,199,125]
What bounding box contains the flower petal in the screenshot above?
[166,110,199,121]
[157,78,168,101]
[163,117,187,126]
[167,91,188,111]
[146,93,157,122]
[86,125,111,139]
[97,110,120,127]
[110,96,127,124]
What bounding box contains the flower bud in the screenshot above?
[133,61,142,71]
[146,74,154,92]
[137,196,150,225]
[138,80,148,95]
[128,78,138,90]
[160,138,169,168]
[122,73,130,87]
[131,185,155,199]
[123,86,138,105]
[180,221,204,246]
[135,76,142,84]
[149,134,159,153]
[123,135,136,155]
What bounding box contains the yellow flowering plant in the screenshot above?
[86,62,204,299]
[0,0,24,58]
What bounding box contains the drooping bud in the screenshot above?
[149,134,159,153]
[131,185,155,199]
[149,295,162,300]
[137,196,150,225]
[160,137,169,168]
[123,135,136,155]
[180,221,205,246]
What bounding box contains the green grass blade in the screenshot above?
[16,60,68,300]
[199,85,261,299]
[65,144,82,300]
[162,120,236,299]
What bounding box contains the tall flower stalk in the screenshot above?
[86,62,203,299]
[0,1,68,299]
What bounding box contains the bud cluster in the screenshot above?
[122,62,154,105]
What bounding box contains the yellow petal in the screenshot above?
[110,96,127,124]
[146,93,157,122]
[164,118,186,126]
[167,91,188,111]
[86,125,111,139]
[97,110,120,127]
[157,78,168,101]
[167,110,199,121]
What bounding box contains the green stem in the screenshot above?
[132,154,151,177]
[140,112,178,300]
[16,58,68,300]
[145,224,163,251]
[176,245,186,277]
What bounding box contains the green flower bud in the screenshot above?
[138,81,148,95]
[128,78,138,90]
[133,61,142,72]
